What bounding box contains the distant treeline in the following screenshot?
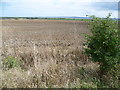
[0,17,118,21]
[0,17,91,21]
[1,17,44,19]
[0,17,85,19]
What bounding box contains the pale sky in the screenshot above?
[0,0,119,18]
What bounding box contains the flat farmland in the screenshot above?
[2,20,89,46]
[1,20,99,88]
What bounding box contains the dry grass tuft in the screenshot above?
[1,44,99,88]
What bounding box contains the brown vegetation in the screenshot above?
[0,20,99,88]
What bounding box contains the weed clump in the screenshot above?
[2,56,20,70]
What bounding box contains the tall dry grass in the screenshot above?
[0,20,100,88]
[1,39,99,88]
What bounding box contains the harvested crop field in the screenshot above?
[2,20,90,46]
[0,20,99,88]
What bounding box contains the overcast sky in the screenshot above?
[0,0,119,18]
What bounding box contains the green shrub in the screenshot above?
[14,17,19,20]
[3,56,20,69]
[83,14,119,81]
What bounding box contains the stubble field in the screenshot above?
[0,19,99,88]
